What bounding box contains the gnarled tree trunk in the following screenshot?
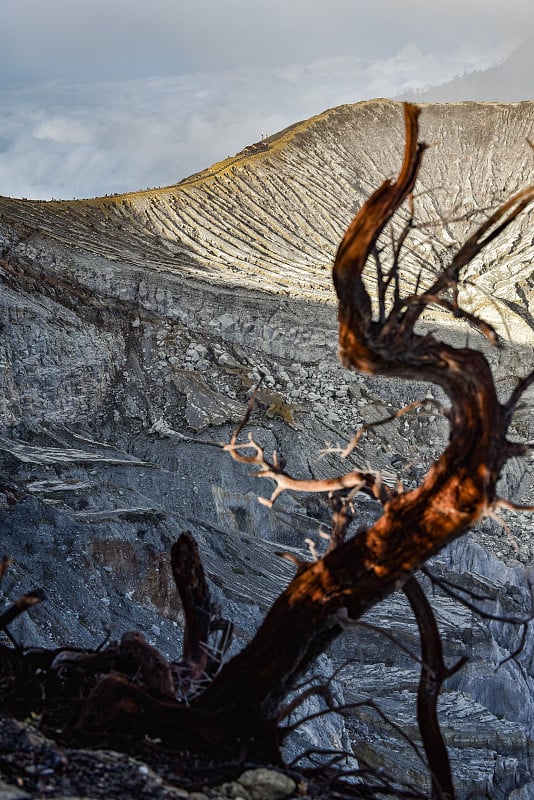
[192,104,534,740]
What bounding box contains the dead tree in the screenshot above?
[2,103,534,798]
[89,105,534,758]
[194,104,534,735]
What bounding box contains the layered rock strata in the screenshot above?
[1,100,534,797]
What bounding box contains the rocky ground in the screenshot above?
[0,715,301,800]
[1,327,534,799]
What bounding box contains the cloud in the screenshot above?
[0,36,522,200]
[0,0,530,198]
[0,0,531,85]
[32,117,100,146]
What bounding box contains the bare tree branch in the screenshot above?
[324,397,447,460]
[403,577,458,800]
[224,431,390,507]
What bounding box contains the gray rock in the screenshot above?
[0,781,32,800]
[1,99,534,799]
[237,769,296,800]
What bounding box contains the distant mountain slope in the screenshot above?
[403,37,534,102]
[1,99,533,328]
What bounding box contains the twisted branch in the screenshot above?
[224,432,389,507]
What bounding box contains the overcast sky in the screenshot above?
[0,0,531,200]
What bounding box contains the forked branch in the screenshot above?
[224,431,389,507]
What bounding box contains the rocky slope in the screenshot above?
[1,99,534,798]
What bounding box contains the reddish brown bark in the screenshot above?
[118,631,176,699]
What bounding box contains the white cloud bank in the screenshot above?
[0,40,515,199]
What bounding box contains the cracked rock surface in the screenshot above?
[1,100,534,798]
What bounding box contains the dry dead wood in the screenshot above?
[403,577,465,800]
[191,104,534,746]
[0,590,44,633]
[171,532,212,681]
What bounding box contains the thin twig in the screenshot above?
[423,568,533,625]
[324,398,447,460]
